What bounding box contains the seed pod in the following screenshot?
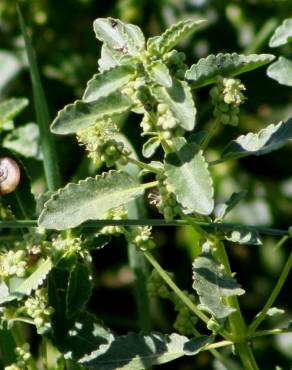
[0,157,21,195]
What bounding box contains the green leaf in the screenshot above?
[185,53,275,88]
[269,18,292,47]
[221,118,292,161]
[93,18,145,56]
[66,262,92,319]
[98,45,126,72]
[79,332,212,369]
[224,227,262,246]
[187,131,208,146]
[48,268,113,360]
[0,98,28,124]
[153,79,196,131]
[0,148,36,219]
[215,190,247,220]
[146,61,172,88]
[0,259,53,304]
[192,253,245,321]
[267,57,292,87]
[165,142,214,215]
[142,137,161,158]
[51,92,132,135]
[147,19,205,54]
[3,122,42,160]
[83,65,136,102]
[38,170,145,230]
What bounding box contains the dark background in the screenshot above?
[1,0,292,368]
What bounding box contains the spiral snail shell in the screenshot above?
[0,157,21,195]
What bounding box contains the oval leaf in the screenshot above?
[153,79,196,131]
[221,118,292,160]
[192,253,245,321]
[38,170,145,230]
[83,65,136,102]
[185,53,275,88]
[93,18,145,56]
[0,97,28,124]
[269,18,292,47]
[79,332,212,369]
[165,142,214,215]
[142,137,161,158]
[51,92,132,135]
[267,57,292,87]
[146,60,172,88]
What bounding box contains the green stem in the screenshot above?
[17,5,61,191]
[250,328,292,339]
[143,250,233,340]
[201,120,219,151]
[214,239,259,370]
[247,247,292,337]
[128,157,161,174]
[0,219,289,237]
[273,235,289,250]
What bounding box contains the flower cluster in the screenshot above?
[24,288,54,334]
[156,173,180,221]
[0,250,27,278]
[163,50,188,79]
[210,77,246,126]
[77,120,130,167]
[127,226,156,251]
[101,206,128,236]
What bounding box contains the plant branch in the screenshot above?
[247,245,292,337]
[0,219,289,237]
[249,328,292,339]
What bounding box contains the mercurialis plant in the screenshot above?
[1,12,292,370]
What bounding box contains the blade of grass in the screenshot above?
[17,4,61,191]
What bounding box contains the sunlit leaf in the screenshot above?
[51,92,132,135]
[79,332,212,369]
[165,141,214,215]
[185,53,275,88]
[146,60,172,88]
[192,253,245,320]
[267,57,292,87]
[142,137,161,158]
[153,79,196,131]
[221,118,292,160]
[38,170,145,230]
[269,18,292,47]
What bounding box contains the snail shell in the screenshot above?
[0,157,21,195]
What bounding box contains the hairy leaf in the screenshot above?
[142,137,161,158]
[185,53,275,88]
[147,19,205,54]
[94,18,145,56]
[269,18,292,47]
[215,190,248,220]
[146,60,172,88]
[153,79,196,131]
[224,227,262,245]
[267,57,292,87]
[165,142,214,215]
[3,122,42,160]
[83,65,136,102]
[221,118,292,160]
[192,253,245,320]
[79,332,212,369]
[98,45,126,72]
[51,92,132,135]
[0,259,53,304]
[66,262,93,319]
[0,98,28,124]
[187,131,208,146]
[38,171,145,230]
[48,268,113,360]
